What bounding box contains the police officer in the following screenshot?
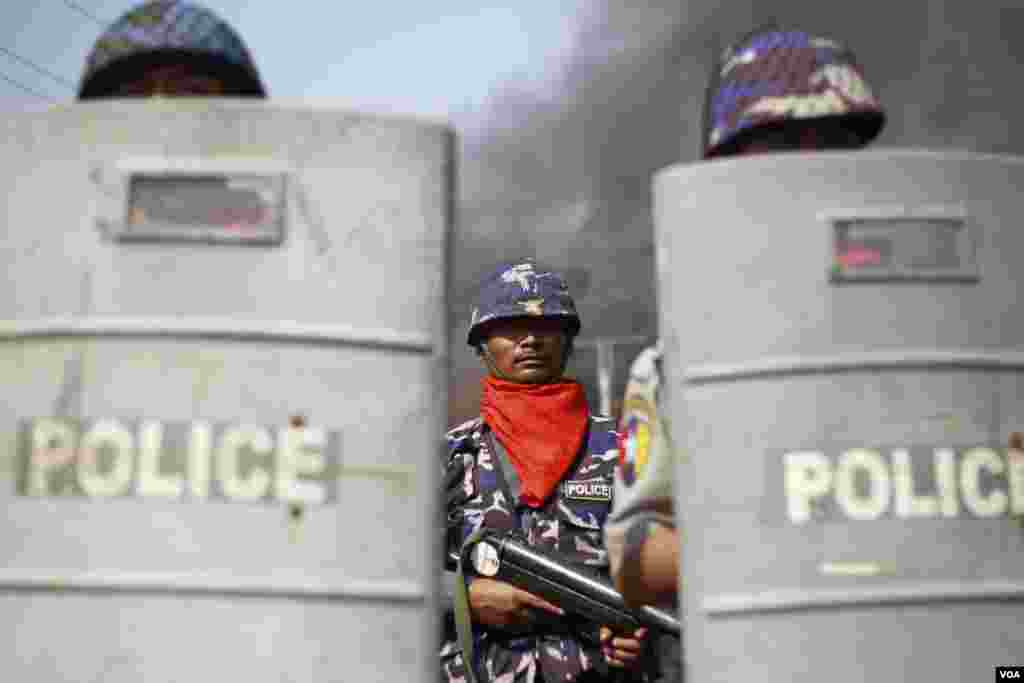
[442,260,649,683]
[77,0,267,100]
[605,24,887,617]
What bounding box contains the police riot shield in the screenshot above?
[0,99,451,682]
[654,150,1024,682]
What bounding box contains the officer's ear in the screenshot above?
[474,335,491,358]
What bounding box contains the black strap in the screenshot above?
[484,429,524,510]
[453,527,489,683]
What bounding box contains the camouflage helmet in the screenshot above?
[467,260,582,347]
[703,27,885,158]
[78,0,266,99]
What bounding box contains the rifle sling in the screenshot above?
[485,429,524,508]
[453,432,524,683]
[453,526,487,683]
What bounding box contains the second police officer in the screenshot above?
[604,22,887,643]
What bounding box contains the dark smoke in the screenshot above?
[449,0,1024,424]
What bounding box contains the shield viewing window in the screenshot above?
[118,173,286,245]
[826,207,978,283]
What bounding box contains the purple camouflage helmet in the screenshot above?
[467,260,582,346]
[703,27,885,158]
[78,0,266,99]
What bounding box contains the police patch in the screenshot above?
[619,397,654,486]
[562,477,612,502]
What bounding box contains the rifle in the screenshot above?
[448,528,680,636]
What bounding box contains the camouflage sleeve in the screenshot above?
[442,420,479,564]
[604,344,676,581]
[439,422,480,620]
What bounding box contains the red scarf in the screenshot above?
[480,376,589,508]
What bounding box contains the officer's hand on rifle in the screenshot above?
[599,626,647,670]
[468,577,565,628]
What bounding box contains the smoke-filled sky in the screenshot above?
[2,0,1022,421]
[448,0,1024,421]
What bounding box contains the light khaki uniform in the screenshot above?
[603,343,677,585]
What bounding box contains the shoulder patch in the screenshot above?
[618,396,655,486]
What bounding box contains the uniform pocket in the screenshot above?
[556,496,611,567]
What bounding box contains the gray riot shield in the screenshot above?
[654,150,1024,682]
[0,98,452,682]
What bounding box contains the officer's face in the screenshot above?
[482,318,568,384]
[113,64,227,97]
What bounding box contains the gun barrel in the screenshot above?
[635,604,681,635]
[450,532,680,635]
[498,535,680,635]
[499,536,626,606]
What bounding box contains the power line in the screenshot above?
[0,46,75,90]
[59,0,109,27]
[0,71,56,101]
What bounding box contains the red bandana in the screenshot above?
[480,376,589,508]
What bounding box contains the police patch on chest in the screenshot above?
[562,477,612,502]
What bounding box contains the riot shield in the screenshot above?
[655,150,1024,682]
[0,98,452,682]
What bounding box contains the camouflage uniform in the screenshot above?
[441,416,623,683]
[77,0,266,100]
